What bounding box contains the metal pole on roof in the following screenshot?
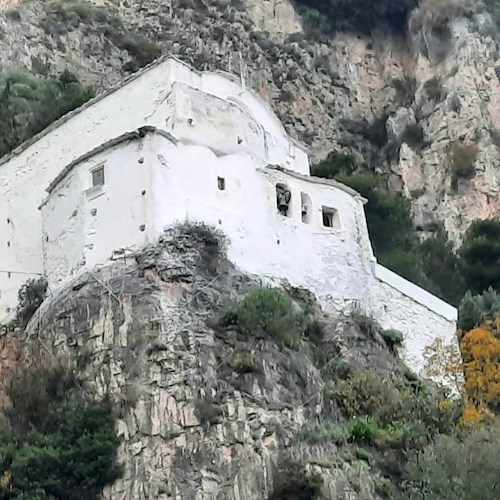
[238,51,246,91]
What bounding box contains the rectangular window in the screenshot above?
[322,206,340,229]
[217,176,226,190]
[92,166,105,187]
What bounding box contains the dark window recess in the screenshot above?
[217,177,226,190]
[276,183,291,217]
[301,192,312,224]
[322,207,340,229]
[92,166,105,187]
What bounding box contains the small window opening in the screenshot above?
[92,166,105,187]
[322,206,340,229]
[276,183,291,217]
[217,177,226,190]
[301,192,312,224]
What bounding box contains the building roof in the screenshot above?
[0,55,308,170]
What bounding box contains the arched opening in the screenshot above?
[301,192,312,224]
[276,183,292,217]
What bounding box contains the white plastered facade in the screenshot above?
[0,57,457,378]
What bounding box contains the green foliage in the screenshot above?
[448,142,479,185]
[419,229,467,306]
[402,123,424,149]
[269,459,323,500]
[298,420,351,445]
[310,150,357,179]
[424,77,444,101]
[222,288,304,348]
[0,69,94,158]
[361,114,389,148]
[458,288,500,332]
[0,366,121,499]
[304,319,325,345]
[381,329,404,353]
[293,0,418,34]
[402,424,500,499]
[4,8,21,21]
[330,369,460,440]
[349,416,382,443]
[231,351,256,374]
[194,396,222,425]
[355,447,373,463]
[334,173,413,257]
[16,278,48,327]
[460,218,500,294]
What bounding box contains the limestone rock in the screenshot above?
[21,227,396,499]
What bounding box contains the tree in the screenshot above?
[422,338,463,395]
[460,218,500,294]
[0,365,121,499]
[460,321,500,414]
[0,69,94,158]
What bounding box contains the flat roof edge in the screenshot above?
[263,164,367,203]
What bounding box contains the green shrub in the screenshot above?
[424,77,444,101]
[4,8,21,20]
[355,447,373,463]
[381,329,404,353]
[419,229,467,306]
[231,351,256,374]
[224,288,303,348]
[294,3,333,35]
[0,69,94,158]
[460,218,500,294]
[448,142,478,182]
[16,278,48,327]
[334,173,413,257]
[402,424,500,500]
[402,123,424,148]
[194,396,222,425]
[304,319,325,344]
[310,150,357,179]
[330,369,460,438]
[458,288,500,332]
[0,365,121,498]
[378,249,430,289]
[349,416,382,443]
[298,420,350,445]
[269,459,323,500]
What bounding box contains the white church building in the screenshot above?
[0,57,457,376]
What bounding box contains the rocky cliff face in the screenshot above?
[0,0,498,242]
[13,225,404,499]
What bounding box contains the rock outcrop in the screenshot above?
[17,225,401,499]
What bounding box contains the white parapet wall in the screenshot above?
[372,264,458,377]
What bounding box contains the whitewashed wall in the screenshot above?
[41,131,457,377]
[41,138,155,287]
[0,57,308,318]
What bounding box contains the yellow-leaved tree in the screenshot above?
[460,319,500,417]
